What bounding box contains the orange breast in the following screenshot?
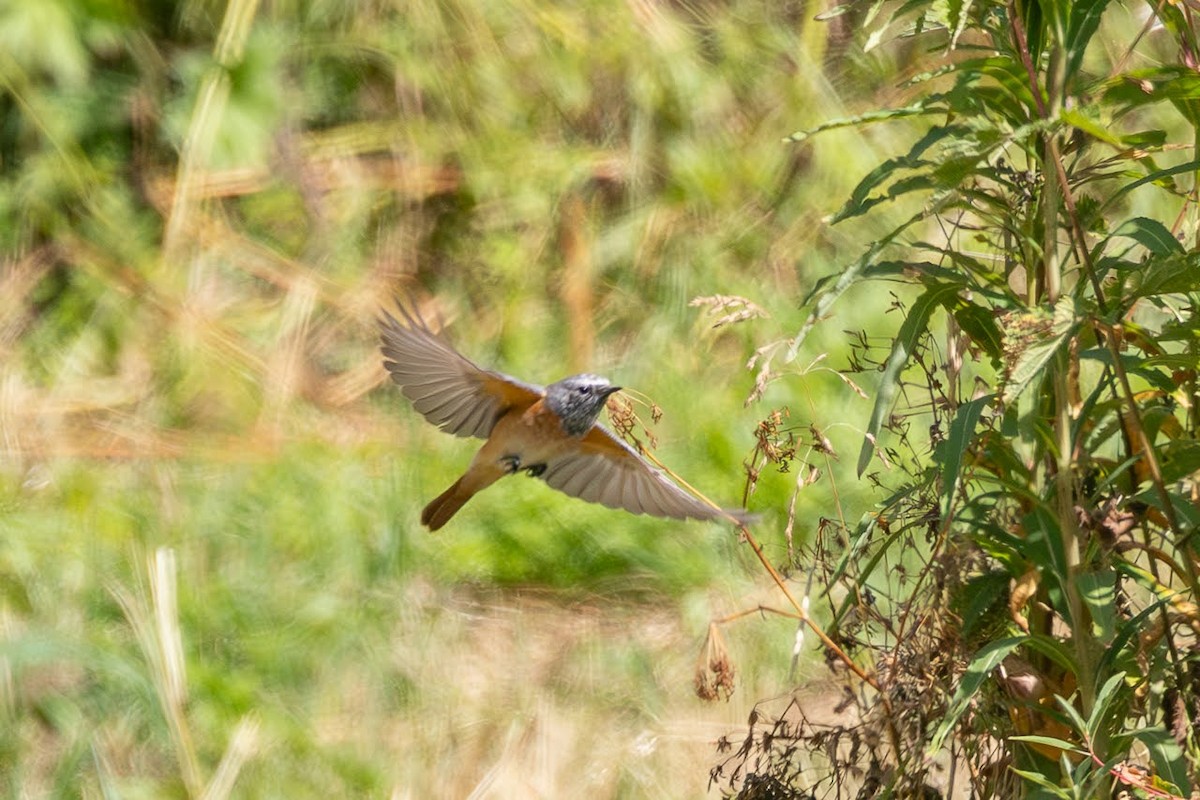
[474,399,574,465]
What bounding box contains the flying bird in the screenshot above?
[379,301,748,530]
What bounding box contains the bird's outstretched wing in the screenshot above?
[538,425,749,523]
[380,302,543,439]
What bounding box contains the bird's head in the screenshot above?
[545,374,622,436]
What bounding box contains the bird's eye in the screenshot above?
[577,386,590,395]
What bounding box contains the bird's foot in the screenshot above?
[525,463,547,478]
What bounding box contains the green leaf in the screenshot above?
[1100,158,1200,213]
[1052,693,1090,742]
[1023,633,1079,677]
[858,259,971,285]
[939,395,991,520]
[1076,569,1117,645]
[1010,768,1072,795]
[957,571,1010,636]
[928,636,1026,754]
[952,299,1004,360]
[1143,353,1200,371]
[1102,67,1200,110]
[1020,1,1046,73]
[857,282,961,477]
[791,213,927,356]
[1060,107,1123,147]
[1063,0,1111,89]
[1010,734,1086,754]
[1157,440,1200,484]
[1133,727,1191,796]
[1109,217,1183,256]
[823,513,885,598]
[1118,128,1167,148]
[830,125,964,223]
[1001,297,1080,406]
[1086,671,1126,742]
[1099,583,1171,676]
[827,514,919,628]
[1024,504,1069,606]
[785,102,936,143]
[1128,252,1200,299]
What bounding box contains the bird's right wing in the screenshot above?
[380,302,543,439]
[538,424,750,524]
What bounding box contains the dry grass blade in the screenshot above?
[112,548,202,797]
[201,715,262,800]
[164,0,262,256]
[113,548,261,800]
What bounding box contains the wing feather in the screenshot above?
[538,425,746,522]
[604,469,629,510]
[379,303,543,439]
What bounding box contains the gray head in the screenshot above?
[545,374,621,436]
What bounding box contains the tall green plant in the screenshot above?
[720,2,1200,796]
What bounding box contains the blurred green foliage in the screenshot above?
[0,0,904,796]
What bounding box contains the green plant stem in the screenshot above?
[1014,2,1195,593]
[1014,1,1200,771]
[1056,352,1097,705]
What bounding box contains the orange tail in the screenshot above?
[420,478,475,531]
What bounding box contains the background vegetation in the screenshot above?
[5,0,1198,797]
[0,0,891,797]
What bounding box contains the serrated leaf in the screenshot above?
[959,571,1009,636]
[1129,252,1200,299]
[1001,297,1079,406]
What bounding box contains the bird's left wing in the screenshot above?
[538,425,748,523]
[380,302,543,439]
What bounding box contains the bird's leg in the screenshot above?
[525,463,547,478]
[499,454,522,475]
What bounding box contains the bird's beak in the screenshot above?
[603,386,623,397]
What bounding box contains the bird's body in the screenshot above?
[421,398,589,529]
[379,301,746,530]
